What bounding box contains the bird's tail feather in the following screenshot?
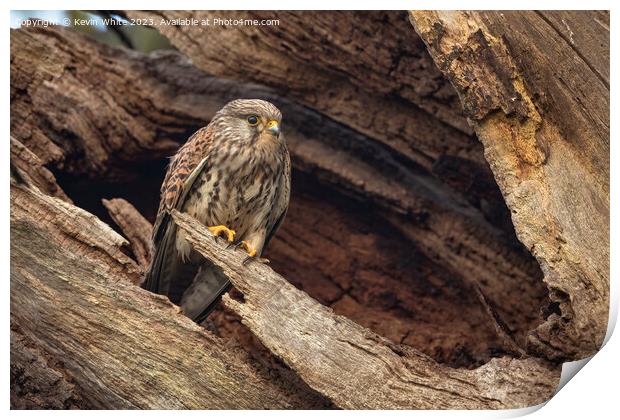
[180,263,231,323]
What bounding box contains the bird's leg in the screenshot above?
[239,240,257,257]
[207,225,236,242]
[230,231,269,265]
[238,241,270,265]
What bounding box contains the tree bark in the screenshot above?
[173,209,560,409]
[10,174,331,409]
[102,198,153,270]
[409,10,609,361]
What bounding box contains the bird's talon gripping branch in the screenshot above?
[237,240,271,265]
[208,225,236,242]
[240,240,257,257]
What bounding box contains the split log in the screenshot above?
[102,198,153,270]
[409,11,609,361]
[172,209,560,409]
[10,137,71,203]
[10,175,331,409]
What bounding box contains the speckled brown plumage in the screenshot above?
[144,99,290,321]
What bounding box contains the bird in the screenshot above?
[143,99,291,323]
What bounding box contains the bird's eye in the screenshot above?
[247,115,259,126]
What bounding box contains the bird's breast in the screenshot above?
[184,149,283,240]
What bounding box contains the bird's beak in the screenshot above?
[265,120,280,137]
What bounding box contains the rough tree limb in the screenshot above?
[10,137,71,203]
[102,198,153,270]
[10,177,330,409]
[409,11,609,361]
[172,209,561,409]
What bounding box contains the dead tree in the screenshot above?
[10,10,608,409]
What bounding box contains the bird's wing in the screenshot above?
[263,147,291,251]
[144,126,214,295]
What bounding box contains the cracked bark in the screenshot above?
[173,209,560,409]
[10,173,332,409]
[409,10,609,361]
[102,198,153,270]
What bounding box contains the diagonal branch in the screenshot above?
[102,198,153,270]
[172,209,561,409]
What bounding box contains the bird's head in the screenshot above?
[213,99,283,147]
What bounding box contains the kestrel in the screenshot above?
[143,99,291,322]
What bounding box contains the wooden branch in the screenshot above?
[10,137,71,203]
[10,178,330,409]
[172,209,561,409]
[102,198,153,270]
[11,326,83,409]
[410,11,609,360]
[10,26,196,179]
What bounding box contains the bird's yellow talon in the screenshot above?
[208,225,236,242]
[240,240,257,257]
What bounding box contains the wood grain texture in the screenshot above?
[102,198,153,270]
[10,137,71,203]
[410,10,609,361]
[172,209,561,409]
[10,177,331,409]
[126,11,475,149]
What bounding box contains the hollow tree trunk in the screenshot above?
[10,10,608,409]
[410,11,610,361]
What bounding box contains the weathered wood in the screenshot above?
[10,137,71,203]
[10,177,331,409]
[173,209,561,409]
[10,25,547,365]
[11,326,84,409]
[410,10,609,361]
[126,11,475,150]
[102,198,153,270]
[11,26,189,179]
